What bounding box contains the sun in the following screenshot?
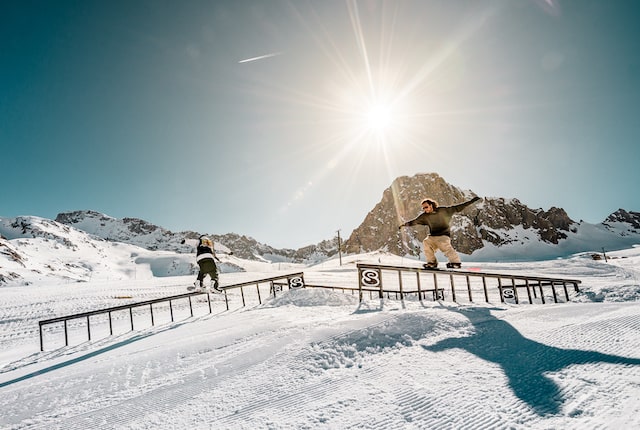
[364,102,393,134]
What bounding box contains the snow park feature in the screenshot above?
[355,263,581,304]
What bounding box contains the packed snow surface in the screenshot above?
[1,248,640,429]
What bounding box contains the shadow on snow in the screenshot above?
[422,306,640,416]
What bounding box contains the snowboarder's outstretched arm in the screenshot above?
[451,196,481,212]
[399,213,427,229]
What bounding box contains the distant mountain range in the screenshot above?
[52,210,340,263]
[2,172,639,286]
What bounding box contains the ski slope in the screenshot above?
[1,249,640,429]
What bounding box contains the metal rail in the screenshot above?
[38,272,305,351]
[356,263,581,304]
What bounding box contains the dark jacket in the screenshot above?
[403,197,480,237]
[196,241,217,272]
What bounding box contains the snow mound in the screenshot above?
[305,311,471,371]
[265,288,360,307]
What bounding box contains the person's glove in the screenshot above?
[180,239,185,244]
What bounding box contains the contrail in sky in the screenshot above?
[238,52,283,63]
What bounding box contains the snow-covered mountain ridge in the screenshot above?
[0,215,264,286]
[0,216,190,286]
[54,210,339,263]
[0,210,339,286]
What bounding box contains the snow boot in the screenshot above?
[446,262,462,269]
[212,279,223,293]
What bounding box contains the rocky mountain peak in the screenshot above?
[605,209,640,230]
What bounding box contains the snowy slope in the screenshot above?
[0,216,194,284]
[0,216,265,286]
[469,220,640,262]
[1,248,640,429]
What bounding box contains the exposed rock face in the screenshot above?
[475,199,573,246]
[0,238,25,266]
[343,173,576,257]
[55,210,110,225]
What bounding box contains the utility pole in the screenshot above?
[336,229,343,266]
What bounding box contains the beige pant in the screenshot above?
[423,235,461,264]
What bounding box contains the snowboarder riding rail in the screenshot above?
[182,235,221,292]
[399,196,481,269]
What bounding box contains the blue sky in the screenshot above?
[2,0,639,248]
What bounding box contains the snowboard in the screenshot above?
[421,264,485,275]
[187,281,223,293]
[422,264,462,271]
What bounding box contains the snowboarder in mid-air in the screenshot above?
[183,235,221,292]
[399,196,481,269]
